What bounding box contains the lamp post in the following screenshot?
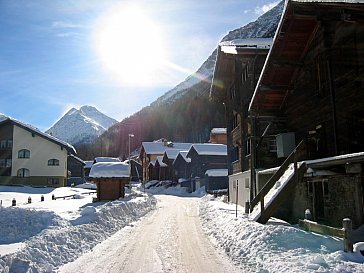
[128,133,134,191]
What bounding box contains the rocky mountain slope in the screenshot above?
[46,106,117,145]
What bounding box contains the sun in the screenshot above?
[93,5,166,86]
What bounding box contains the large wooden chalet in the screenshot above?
[212,0,364,228]
[210,37,275,205]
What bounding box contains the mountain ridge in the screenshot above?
[46,105,117,145]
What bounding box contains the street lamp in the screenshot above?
[128,134,134,191]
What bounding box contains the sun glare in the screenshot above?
[93,5,166,86]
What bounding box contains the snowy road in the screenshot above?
[59,194,239,273]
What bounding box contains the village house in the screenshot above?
[210,37,274,206]
[186,143,227,179]
[154,156,168,181]
[161,149,188,182]
[67,154,85,186]
[89,161,130,201]
[139,139,192,181]
[214,0,364,228]
[209,128,227,145]
[204,168,229,192]
[172,151,191,182]
[0,117,76,187]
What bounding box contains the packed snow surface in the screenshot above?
[1,184,364,273]
[0,186,156,273]
[200,195,364,273]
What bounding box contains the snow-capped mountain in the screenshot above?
[46,106,118,145]
[0,113,7,122]
[152,1,284,107]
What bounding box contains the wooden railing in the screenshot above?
[299,218,353,252]
[250,140,307,223]
[250,140,306,212]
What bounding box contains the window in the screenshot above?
[232,113,239,130]
[6,140,12,148]
[245,178,250,189]
[17,168,30,177]
[48,159,60,166]
[242,64,249,83]
[18,149,30,158]
[245,138,251,156]
[47,178,59,185]
[0,159,8,167]
[0,140,6,149]
[230,146,239,162]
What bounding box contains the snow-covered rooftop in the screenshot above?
[156,156,167,167]
[68,154,85,165]
[94,157,121,163]
[89,162,130,178]
[188,144,227,156]
[148,160,156,167]
[173,151,191,165]
[211,128,227,135]
[220,38,273,54]
[205,169,228,177]
[141,141,192,155]
[84,161,94,168]
[164,149,188,160]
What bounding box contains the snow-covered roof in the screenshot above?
[211,128,227,135]
[141,141,192,155]
[156,156,167,168]
[148,160,156,167]
[68,154,85,165]
[164,149,188,160]
[173,151,191,165]
[205,169,228,177]
[220,38,273,54]
[94,157,121,163]
[305,151,364,167]
[0,116,76,154]
[89,162,130,178]
[188,144,227,156]
[84,161,94,168]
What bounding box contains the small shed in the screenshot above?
[90,162,130,201]
[204,169,228,192]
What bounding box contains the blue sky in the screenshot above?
[0,0,279,131]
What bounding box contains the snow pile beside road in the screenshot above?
[0,193,156,273]
[0,207,62,244]
[200,195,364,273]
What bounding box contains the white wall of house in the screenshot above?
[229,171,251,207]
[11,125,67,177]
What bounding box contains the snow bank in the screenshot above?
[200,196,364,273]
[0,193,156,273]
[0,207,61,244]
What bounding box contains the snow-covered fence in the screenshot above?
[53,191,96,200]
[299,218,353,252]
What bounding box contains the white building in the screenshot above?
[0,117,76,187]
